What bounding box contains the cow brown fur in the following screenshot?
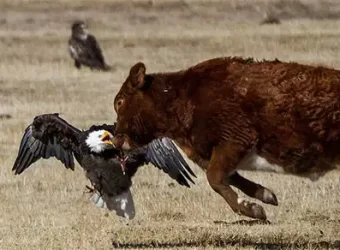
[113,57,340,220]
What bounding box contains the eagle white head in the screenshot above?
[71,20,89,40]
[86,130,114,153]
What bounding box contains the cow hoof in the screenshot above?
[238,199,267,220]
[248,203,267,220]
[261,188,278,206]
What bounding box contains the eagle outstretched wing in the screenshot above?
[96,123,197,187]
[12,113,81,175]
[123,138,197,188]
[144,137,196,187]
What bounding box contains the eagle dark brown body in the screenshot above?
[113,57,340,220]
[68,20,111,71]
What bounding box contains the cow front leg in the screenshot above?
[229,172,278,206]
[207,144,267,220]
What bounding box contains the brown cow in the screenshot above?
[113,57,340,220]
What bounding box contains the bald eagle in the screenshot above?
[68,20,111,71]
[12,113,196,219]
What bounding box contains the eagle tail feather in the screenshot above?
[88,189,136,220]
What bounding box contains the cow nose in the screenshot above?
[112,135,125,149]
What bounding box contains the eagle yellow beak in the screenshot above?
[101,131,114,145]
[105,140,113,145]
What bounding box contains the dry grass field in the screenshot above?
[1,0,340,249]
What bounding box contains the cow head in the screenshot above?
[113,62,168,150]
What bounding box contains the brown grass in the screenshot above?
[1,0,340,249]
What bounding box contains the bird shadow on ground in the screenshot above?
[213,219,271,226]
[0,114,12,120]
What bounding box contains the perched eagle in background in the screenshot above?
[68,20,112,71]
[12,114,196,219]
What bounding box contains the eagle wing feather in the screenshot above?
[145,137,197,187]
[12,113,81,175]
[125,137,196,187]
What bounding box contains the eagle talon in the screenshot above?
[84,185,95,194]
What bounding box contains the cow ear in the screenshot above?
[129,62,146,89]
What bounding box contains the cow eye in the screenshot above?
[115,99,124,112]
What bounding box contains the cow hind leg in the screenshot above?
[229,172,278,206]
[207,144,267,220]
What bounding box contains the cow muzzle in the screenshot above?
[112,135,132,151]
